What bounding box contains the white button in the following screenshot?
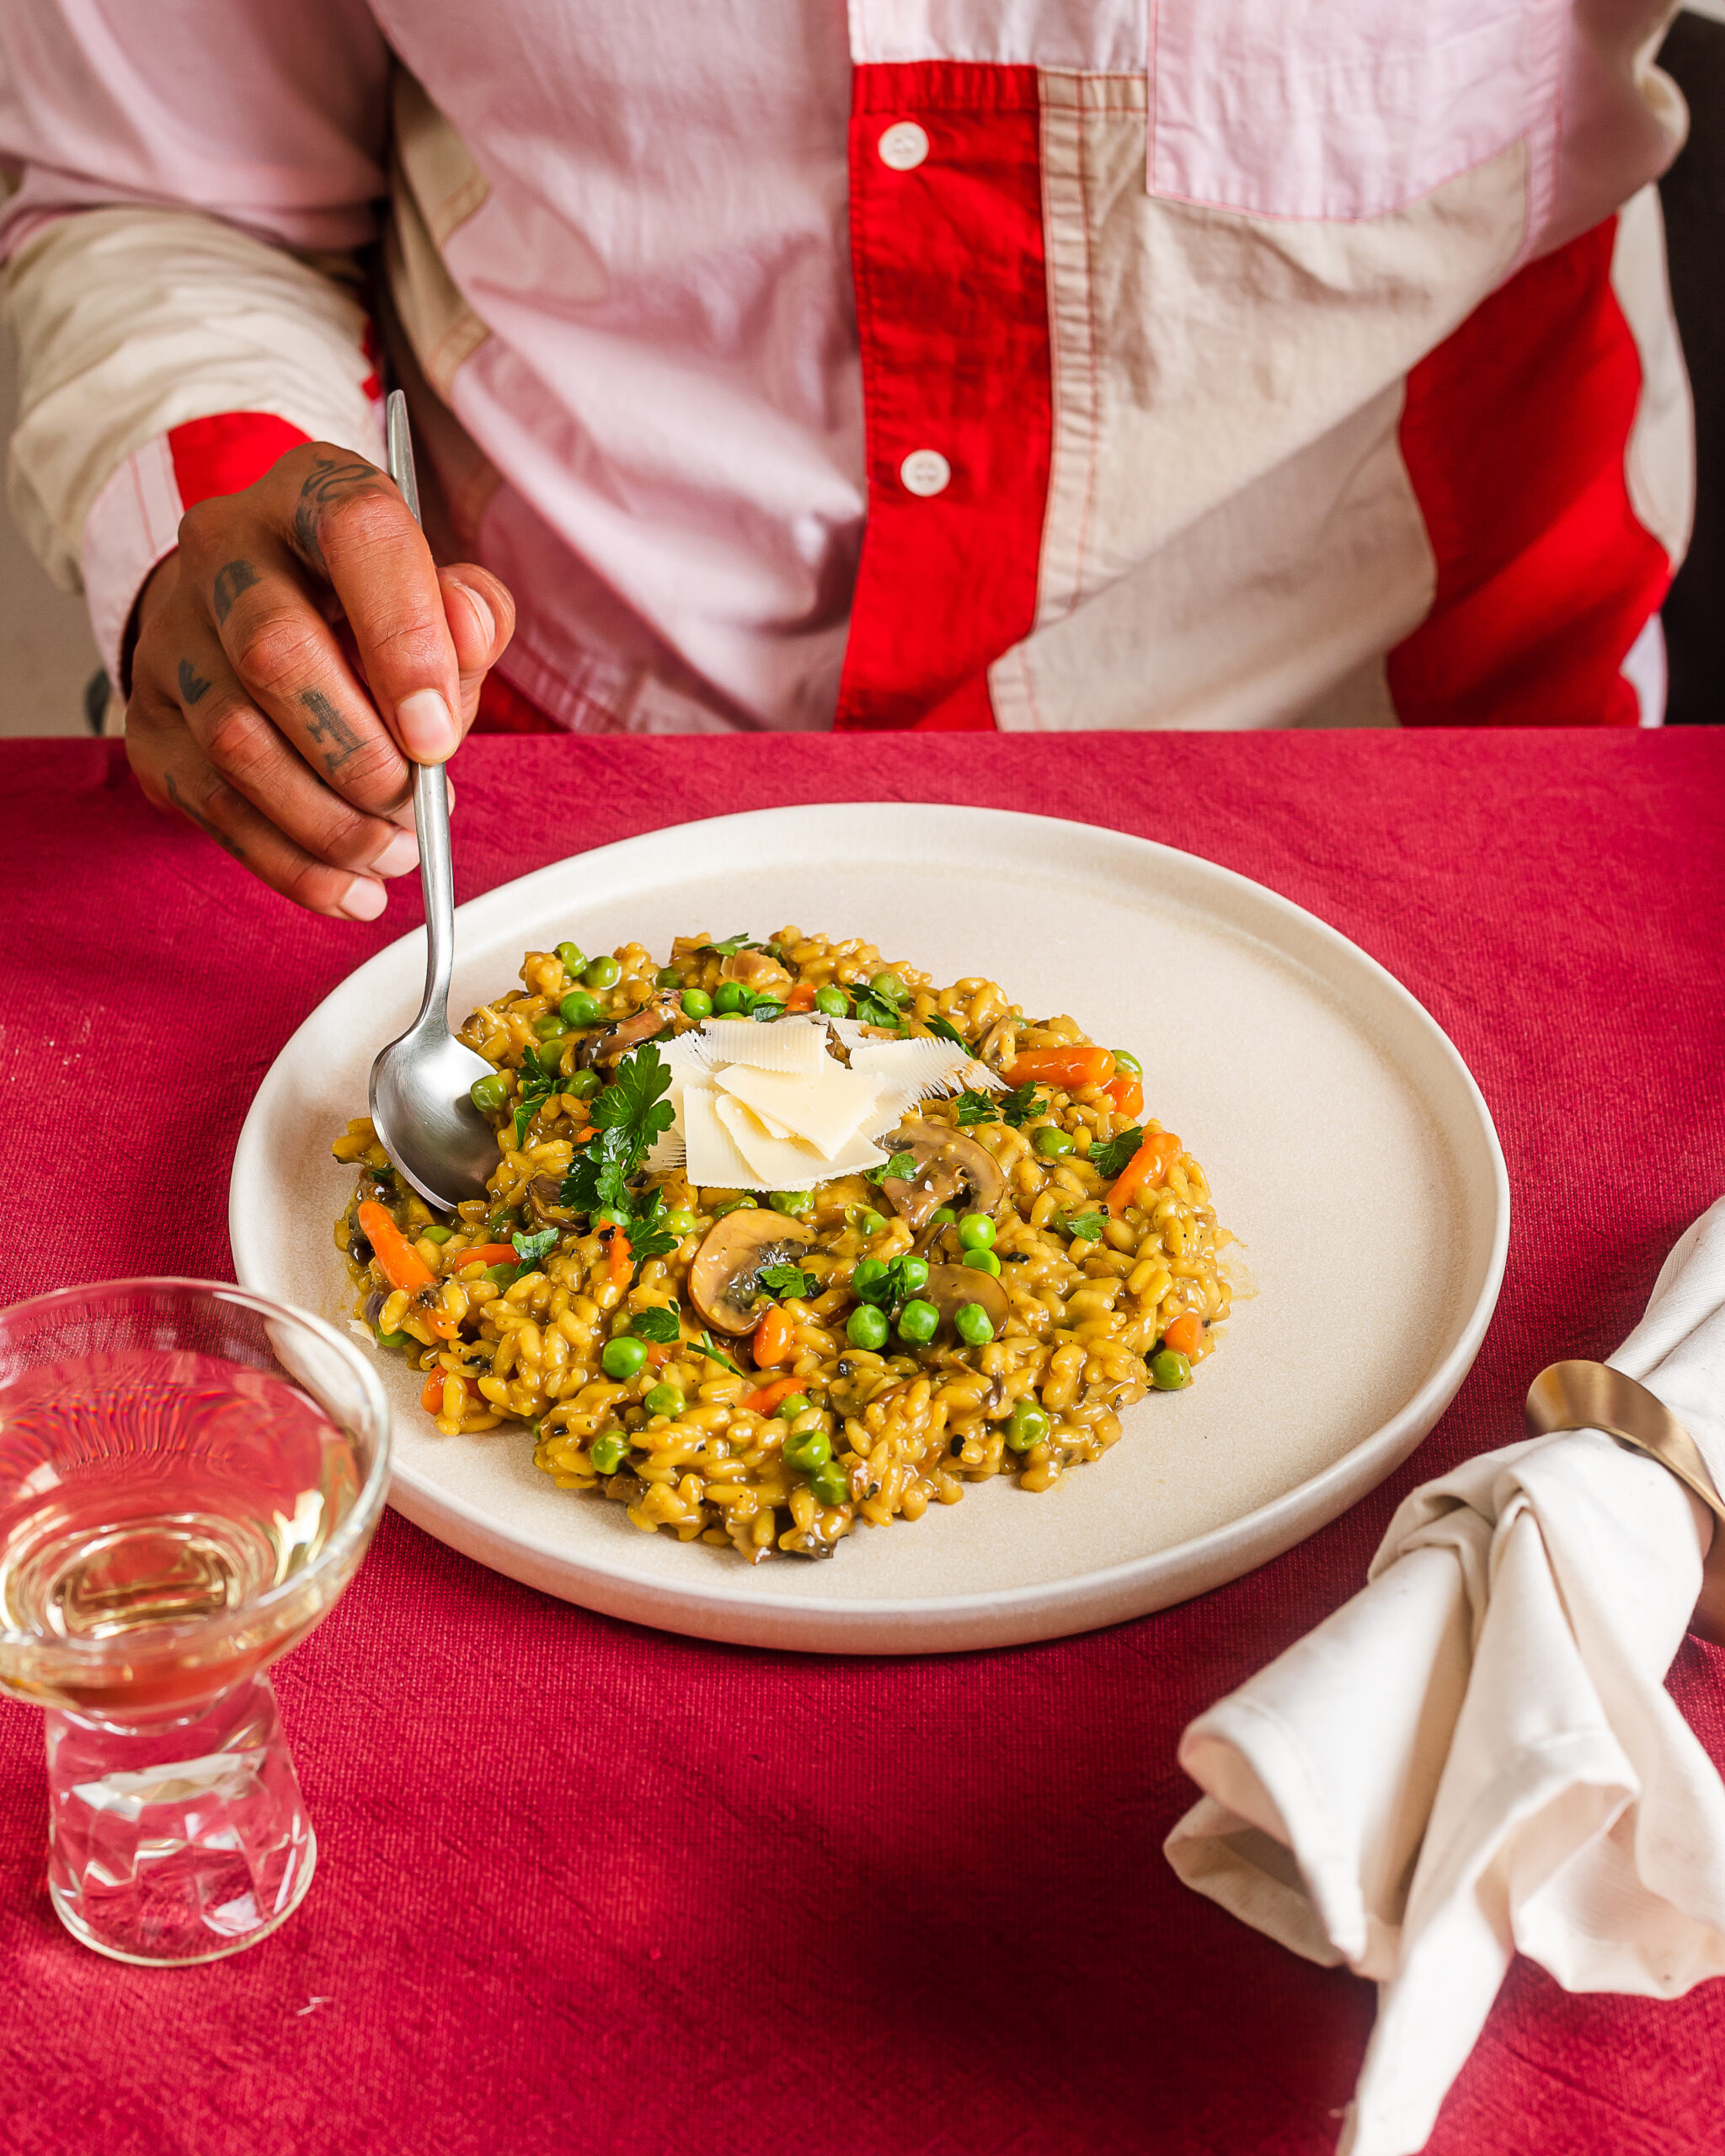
[878,121,929,172]
[900,448,951,497]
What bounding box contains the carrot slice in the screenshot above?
[1005,1045,1116,1089]
[741,1374,805,1417]
[1162,1311,1203,1358]
[459,1243,520,1270]
[607,1229,633,1289]
[358,1201,435,1294]
[1104,1129,1183,1217]
[785,982,817,1012]
[1103,1075,1144,1119]
[420,1371,445,1412]
[752,1305,795,1368]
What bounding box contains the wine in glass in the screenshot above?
[0,1279,391,1964]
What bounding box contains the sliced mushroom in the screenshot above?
[921,1263,1012,1342]
[526,1174,574,1225]
[723,947,791,995]
[687,1209,817,1335]
[579,996,676,1072]
[878,1123,1007,1232]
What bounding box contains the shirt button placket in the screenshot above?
[878,125,950,501]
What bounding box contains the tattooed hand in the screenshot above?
[126,438,515,919]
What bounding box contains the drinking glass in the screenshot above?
[0,1279,391,1965]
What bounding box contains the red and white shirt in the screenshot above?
[0,1,1694,733]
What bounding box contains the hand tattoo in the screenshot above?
[211,559,259,624]
[293,453,394,566]
[177,659,212,706]
[300,686,364,774]
[165,771,245,860]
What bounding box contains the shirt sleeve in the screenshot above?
[0,2,393,683]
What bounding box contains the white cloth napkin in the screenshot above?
[1165,1198,1725,2156]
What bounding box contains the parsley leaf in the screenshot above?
[997,1082,1043,1129]
[1090,1126,1145,1182]
[759,1262,813,1301]
[511,1227,558,1267]
[628,1305,681,1344]
[850,1254,926,1310]
[700,932,760,957]
[953,1088,999,1128]
[1061,1211,1107,1242]
[852,988,905,1032]
[868,1149,917,1185]
[559,1044,676,1219]
[618,1186,677,1266]
[922,1013,966,1046]
[510,1045,562,1147]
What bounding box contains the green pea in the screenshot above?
[555,941,587,977]
[644,1382,683,1417]
[665,1210,698,1236]
[870,969,907,1003]
[422,1224,453,1244]
[855,1209,886,1239]
[814,986,849,1018]
[777,1395,812,1422]
[896,1299,939,1344]
[1032,1124,1075,1159]
[376,1329,410,1350]
[957,1214,996,1251]
[470,1070,510,1113]
[1150,1348,1193,1391]
[783,1428,831,1471]
[713,981,749,1015]
[655,966,684,990]
[846,1305,889,1350]
[929,1208,956,1226]
[533,1011,565,1040]
[809,1461,850,1508]
[563,1068,601,1099]
[486,1211,515,1238]
[483,1262,517,1287]
[711,1196,755,1216]
[559,990,603,1028]
[750,1000,785,1024]
[589,1434,627,1475]
[770,1190,813,1215]
[898,1256,929,1294]
[1006,1399,1049,1453]
[681,988,713,1020]
[964,1250,1001,1276]
[601,1336,649,1380]
[583,955,622,990]
[851,1257,888,1297]
[1112,1049,1143,1075]
[954,1302,994,1346]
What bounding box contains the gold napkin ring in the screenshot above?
[1525,1360,1725,1646]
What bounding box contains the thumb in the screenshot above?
[440,565,517,731]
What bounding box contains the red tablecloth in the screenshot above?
[3,732,1725,2156]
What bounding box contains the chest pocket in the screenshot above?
[1149,0,1561,221]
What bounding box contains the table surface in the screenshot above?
[3,731,1724,2156]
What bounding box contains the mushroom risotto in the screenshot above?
[333,927,1232,1561]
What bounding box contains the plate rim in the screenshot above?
[230,801,1510,1646]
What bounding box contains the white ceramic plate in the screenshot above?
[230,804,1508,1654]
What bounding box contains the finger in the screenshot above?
[126,696,393,921]
[167,626,425,882]
[439,564,516,730]
[175,510,415,820]
[283,447,462,764]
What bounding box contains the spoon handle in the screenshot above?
[384,390,456,1035]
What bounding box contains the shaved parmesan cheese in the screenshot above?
[697,1017,829,1071]
[846,1037,1001,1097]
[713,1059,884,1159]
[714,1091,888,1187]
[680,1083,765,1189]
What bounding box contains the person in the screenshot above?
[0,3,1696,918]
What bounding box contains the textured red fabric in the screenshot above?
[836,65,1045,731]
[3,733,1724,2156]
[167,413,313,510]
[1388,217,1671,728]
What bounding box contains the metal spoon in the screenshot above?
[366,390,499,1210]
